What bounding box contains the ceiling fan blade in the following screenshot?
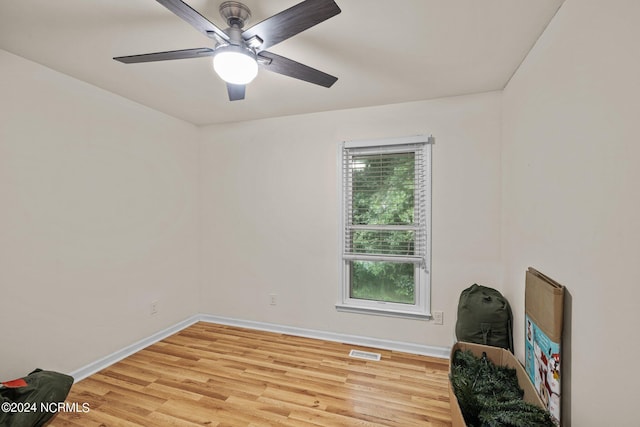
[227,83,246,101]
[114,47,215,64]
[242,0,341,51]
[155,0,229,41]
[258,51,337,88]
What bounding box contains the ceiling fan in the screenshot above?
[114,0,341,101]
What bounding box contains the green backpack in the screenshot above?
[0,369,74,427]
[455,284,513,352]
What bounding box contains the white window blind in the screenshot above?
[342,140,430,269]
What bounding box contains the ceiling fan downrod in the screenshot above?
[218,1,262,49]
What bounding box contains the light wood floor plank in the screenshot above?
[49,322,452,426]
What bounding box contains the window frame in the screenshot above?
[336,135,433,319]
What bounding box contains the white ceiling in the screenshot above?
[0,0,564,126]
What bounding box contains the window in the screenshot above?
[338,135,433,318]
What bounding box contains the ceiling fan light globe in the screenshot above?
[213,50,258,85]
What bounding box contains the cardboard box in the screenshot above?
[525,267,565,425]
[449,342,545,427]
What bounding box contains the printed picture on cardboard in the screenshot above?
[525,314,561,426]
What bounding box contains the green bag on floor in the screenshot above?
[455,283,514,352]
[0,369,74,427]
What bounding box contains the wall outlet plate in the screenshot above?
[433,310,444,325]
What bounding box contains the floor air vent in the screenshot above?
[349,349,381,361]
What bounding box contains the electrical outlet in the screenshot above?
[269,294,277,306]
[433,310,444,325]
[151,300,159,316]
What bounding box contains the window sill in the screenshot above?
[335,303,431,320]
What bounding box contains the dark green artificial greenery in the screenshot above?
[450,350,555,427]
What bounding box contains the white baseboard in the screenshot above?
[69,315,200,382]
[70,314,450,382]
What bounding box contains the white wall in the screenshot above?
[0,50,200,378]
[200,92,503,348]
[502,0,640,425]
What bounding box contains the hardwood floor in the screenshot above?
[49,322,452,426]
